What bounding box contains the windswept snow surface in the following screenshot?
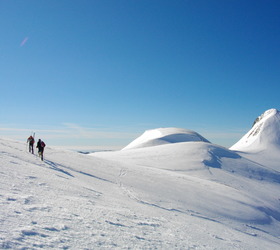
[1,124,280,249]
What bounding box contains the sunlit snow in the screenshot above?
[1,109,280,249]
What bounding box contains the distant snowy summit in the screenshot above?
[231,108,280,152]
[122,109,280,153]
[122,127,210,150]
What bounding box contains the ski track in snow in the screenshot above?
[1,135,280,249]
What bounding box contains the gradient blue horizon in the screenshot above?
[1,0,279,150]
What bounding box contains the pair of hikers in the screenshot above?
[27,136,46,161]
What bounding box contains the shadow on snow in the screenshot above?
[44,159,114,183]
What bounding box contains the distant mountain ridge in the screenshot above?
[122,109,280,153]
[231,108,280,152]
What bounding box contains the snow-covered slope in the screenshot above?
[2,131,280,249]
[231,109,280,152]
[94,127,280,248]
[122,127,210,150]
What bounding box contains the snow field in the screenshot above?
[1,113,280,249]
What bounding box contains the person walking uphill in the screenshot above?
[37,139,46,161]
[27,135,35,154]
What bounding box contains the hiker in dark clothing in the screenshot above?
[27,136,35,154]
[36,139,46,161]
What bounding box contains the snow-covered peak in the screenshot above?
[230,109,280,152]
[122,127,210,150]
[252,108,278,126]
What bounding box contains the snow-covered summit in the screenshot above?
[122,127,210,150]
[230,108,280,152]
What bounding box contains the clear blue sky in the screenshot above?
[1,0,279,150]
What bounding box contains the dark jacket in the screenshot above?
[37,139,45,152]
[27,136,35,145]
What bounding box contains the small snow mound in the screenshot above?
[231,109,280,152]
[122,127,210,150]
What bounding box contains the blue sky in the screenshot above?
[1,0,279,150]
